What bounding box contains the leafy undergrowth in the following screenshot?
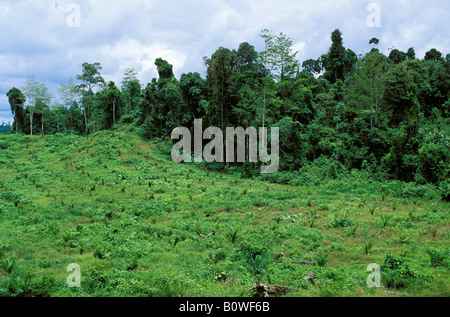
[0,131,448,297]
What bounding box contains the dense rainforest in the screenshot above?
[5,29,450,199]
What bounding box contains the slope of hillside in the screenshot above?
[0,131,448,297]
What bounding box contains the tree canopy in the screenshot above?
[5,29,449,187]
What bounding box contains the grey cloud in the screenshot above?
[0,0,448,122]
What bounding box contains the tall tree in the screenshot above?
[302,59,322,76]
[22,75,51,135]
[93,81,121,130]
[6,87,26,133]
[76,62,105,134]
[345,49,390,131]
[155,58,175,86]
[121,68,141,116]
[59,78,80,107]
[369,37,380,45]
[58,78,82,134]
[407,48,416,60]
[259,29,300,81]
[259,29,300,145]
[383,60,423,129]
[204,47,234,129]
[424,48,443,62]
[322,29,346,84]
[234,42,258,73]
[142,58,187,138]
[422,58,450,118]
[180,72,206,120]
[22,75,38,135]
[388,48,407,64]
[319,29,357,85]
[106,81,121,128]
[35,98,50,134]
[382,60,424,181]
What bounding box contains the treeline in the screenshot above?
[5,29,450,187]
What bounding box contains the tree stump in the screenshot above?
[248,281,295,297]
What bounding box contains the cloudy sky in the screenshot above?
[0,0,449,124]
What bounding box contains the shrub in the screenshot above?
[369,204,377,216]
[0,274,32,297]
[211,249,227,263]
[0,191,21,203]
[226,228,238,244]
[362,238,374,255]
[28,276,56,297]
[424,247,448,267]
[314,249,329,267]
[0,244,10,258]
[379,214,392,229]
[239,242,271,276]
[347,223,359,237]
[93,244,111,259]
[392,201,398,211]
[126,257,139,271]
[438,179,450,202]
[382,253,417,288]
[84,268,108,292]
[306,210,318,228]
[329,216,354,228]
[0,253,16,274]
[418,142,449,184]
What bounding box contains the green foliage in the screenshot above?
[424,247,448,267]
[382,253,417,289]
[1,28,449,297]
[379,214,392,229]
[329,215,354,228]
[6,87,26,133]
[439,179,450,202]
[418,138,450,184]
[239,242,271,276]
[362,238,374,255]
[314,248,329,267]
[259,29,300,81]
[0,253,17,275]
[321,29,357,84]
[4,30,449,189]
[0,131,447,297]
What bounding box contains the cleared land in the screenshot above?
[0,131,448,297]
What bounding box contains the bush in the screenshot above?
[0,253,17,275]
[314,248,329,267]
[424,247,448,267]
[0,274,32,297]
[418,140,449,184]
[93,244,111,259]
[329,216,354,228]
[239,242,271,276]
[0,191,21,203]
[84,268,108,292]
[438,179,450,202]
[386,181,435,198]
[382,253,417,288]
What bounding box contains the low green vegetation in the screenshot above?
[2,28,449,298]
[0,131,448,297]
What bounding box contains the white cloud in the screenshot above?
[99,38,188,84]
[0,0,449,122]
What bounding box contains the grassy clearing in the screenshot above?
[0,131,448,297]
